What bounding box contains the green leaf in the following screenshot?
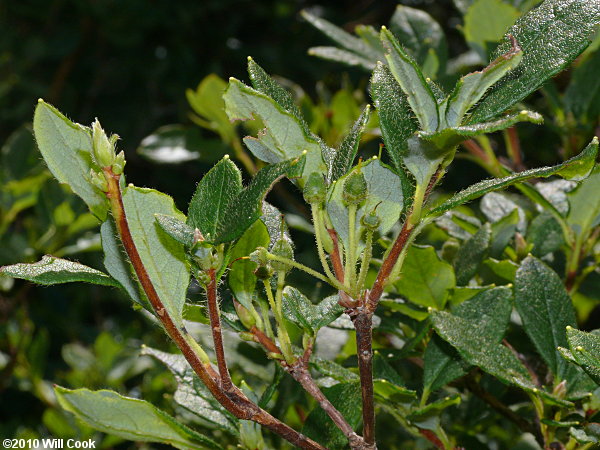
[424,286,512,395]
[1,255,119,287]
[409,394,461,422]
[301,10,380,62]
[565,49,600,118]
[155,214,197,249]
[427,137,599,219]
[431,309,534,390]
[389,5,447,77]
[247,57,310,135]
[307,46,377,71]
[527,212,564,257]
[381,28,439,132]
[302,381,361,449]
[564,327,600,384]
[228,220,270,310]
[567,165,600,236]
[33,100,108,220]
[310,357,359,383]
[420,110,542,148]
[186,74,237,145]
[330,105,370,181]
[326,158,404,250]
[469,0,600,123]
[395,245,456,309]
[454,223,491,285]
[223,78,325,181]
[463,0,520,60]
[54,386,220,450]
[122,187,190,326]
[100,219,149,310]
[490,208,520,258]
[369,62,416,204]
[143,347,238,435]
[214,156,304,243]
[515,256,579,381]
[282,288,344,336]
[187,156,242,240]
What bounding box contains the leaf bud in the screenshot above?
[234,300,256,329]
[112,151,126,175]
[303,172,327,204]
[92,119,116,168]
[239,332,256,342]
[361,210,381,231]
[89,169,109,192]
[343,170,368,206]
[193,246,213,271]
[270,239,294,272]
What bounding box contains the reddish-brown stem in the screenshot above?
[462,139,490,164]
[327,228,345,282]
[367,220,413,310]
[505,127,525,172]
[103,169,325,450]
[353,311,376,449]
[249,325,366,448]
[206,268,233,391]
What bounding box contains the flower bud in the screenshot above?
[361,211,381,231]
[270,239,294,272]
[234,300,256,329]
[303,172,327,204]
[254,265,273,280]
[90,169,109,192]
[343,170,368,206]
[112,151,126,175]
[92,119,116,168]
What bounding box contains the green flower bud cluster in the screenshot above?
[361,210,381,231]
[343,170,368,206]
[303,172,327,204]
[250,247,273,280]
[92,119,126,174]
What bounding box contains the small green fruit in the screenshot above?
[303,172,327,204]
[343,171,368,206]
[361,211,381,230]
[270,239,294,272]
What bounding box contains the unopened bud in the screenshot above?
[90,169,109,192]
[92,119,116,167]
[303,172,327,204]
[254,265,273,280]
[239,332,256,342]
[361,211,381,230]
[112,151,126,175]
[343,170,368,206]
[234,300,256,329]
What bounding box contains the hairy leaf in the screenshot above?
[1,255,119,287]
[564,327,600,384]
[214,156,304,243]
[187,156,242,240]
[424,286,512,395]
[427,137,598,219]
[381,28,439,132]
[515,256,578,381]
[142,347,238,435]
[122,187,190,326]
[55,386,220,449]
[33,100,108,219]
[282,288,344,336]
[454,223,491,285]
[155,214,197,249]
[389,5,447,77]
[330,105,370,181]
[469,0,600,123]
[224,78,325,180]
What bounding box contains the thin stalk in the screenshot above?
[258,297,275,341]
[267,252,346,291]
[276,271,294,363]
[346,204,358,289]
[311,204,338,283]
[262,278,294,363]
[103,169,324,450]
[356,230,373,294]
[205,268,233,391]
